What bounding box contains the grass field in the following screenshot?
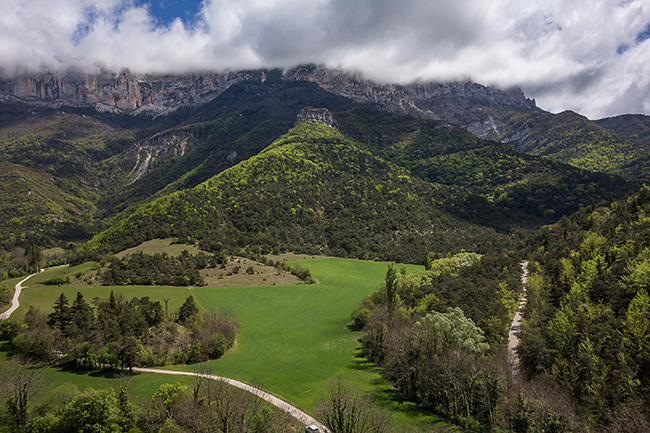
[3,257,448,429]
[12,263,192,320]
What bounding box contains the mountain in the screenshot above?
[77,118,511,263]
[495,111,650,178]
[0,69,636,267]
[73,108,629,264]
[596,114,650,148]
[0,65,540,123]
[5,66,650,182]
[335,106,627,228]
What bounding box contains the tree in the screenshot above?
[68,292,95,340]
[26,246,42,269]
[423,247,433,271]
[47,292,71,333]
[384,263,398,309]
[177,295,199,327]
[623,288,650,357]
[317,376,391,433]
[0,359,43,433]
[413,307,490,357]
[57,388,121,433]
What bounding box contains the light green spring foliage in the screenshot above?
[58,388,121,433]
[414,307,489,357]
[399,252,482,289]
[623,288,650,353]
[625,254,650,289]
[152,383,188,410]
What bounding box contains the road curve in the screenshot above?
[508,261,528,378]
[1,265,69,320]
[0,271,40,320]
[132,367,329,432]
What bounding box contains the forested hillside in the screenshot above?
[496,111,650,178]
[0,76,636,276]
[338,107,628,230]
[518,185,650,429]
[77,122,513,264]
[76,113,633,265]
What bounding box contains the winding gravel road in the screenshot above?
[0,270,41,320]
[133,367,328,432]
[508,261,528,378]
[0,266,329,432]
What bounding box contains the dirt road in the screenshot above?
[508,261,528,378]
[133,367,329,432]
[0,271,40,320]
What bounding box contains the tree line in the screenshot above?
[0,359,297,433]
[99,250,223,286]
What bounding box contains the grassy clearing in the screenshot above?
[11,264,192,320]
[115,238,204,259]
[201,255,303,287]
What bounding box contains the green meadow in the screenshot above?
[4,257,447,428]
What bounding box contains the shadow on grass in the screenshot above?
[55,365,132,379]
[349,345,451,428]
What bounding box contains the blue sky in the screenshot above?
[1,0,649,119]
[136,0,203,26]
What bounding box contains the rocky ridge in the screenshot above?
[0,65,540,136]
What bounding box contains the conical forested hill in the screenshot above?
[79,122,516,263]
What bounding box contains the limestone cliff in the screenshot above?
[0,65,540,136]
[295,107,338,129]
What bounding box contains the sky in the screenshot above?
[1,0,650,119]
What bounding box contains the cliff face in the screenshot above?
[0,69,263,115]
[0,65,540,135]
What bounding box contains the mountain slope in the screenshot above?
[78,121,511,263]
[596,114,650,149]
[336,106,630,229]
[0,66,539,122]
[0,162,93,248]
[495,110,650,178]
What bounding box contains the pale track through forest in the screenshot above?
[508,261,529,378]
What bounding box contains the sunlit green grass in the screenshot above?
[4,257,448,429]
[13,264,192,320]
[190,257,441,427]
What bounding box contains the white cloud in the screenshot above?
[1,0,649,118]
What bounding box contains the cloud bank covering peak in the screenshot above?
[1,0,649,119]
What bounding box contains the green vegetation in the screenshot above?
[7,289,238,367]
[0,357,299,433]
[4,77,650,432]
[496,111,650,178]
[352,252,530,430]
[79,121,551,264]
[3,257,443,430]
[338,106,630,230]
[518,185,650,429]
[100,250,221,286]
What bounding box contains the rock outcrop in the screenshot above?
[295,107,338,129]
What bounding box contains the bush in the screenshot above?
[42,275,70,285]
